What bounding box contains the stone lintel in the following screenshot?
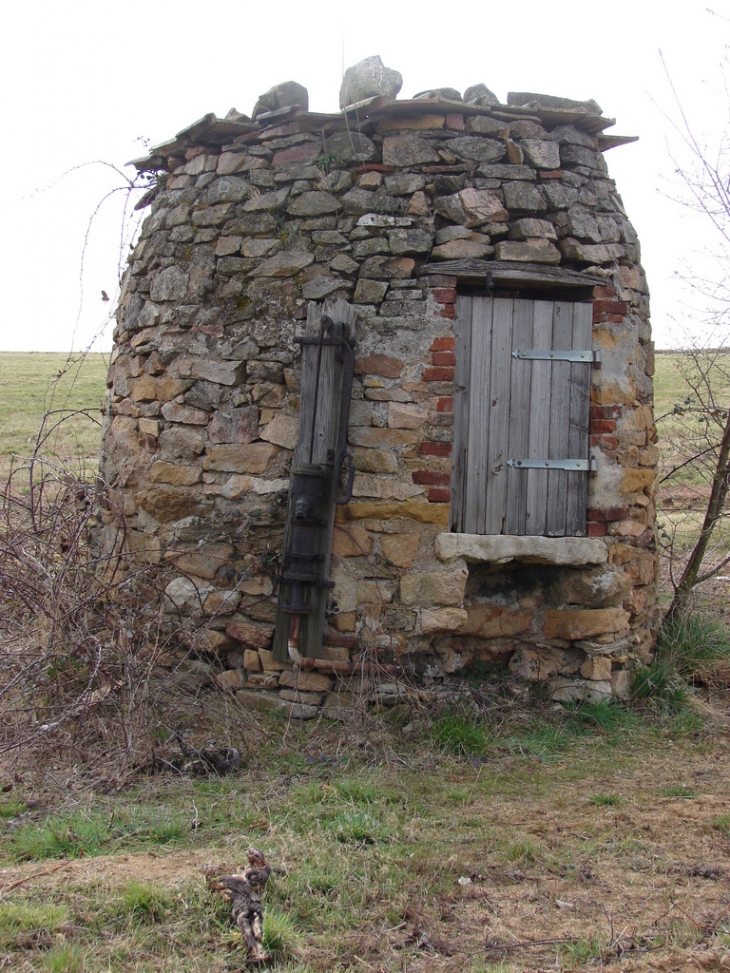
[435,533,608,566]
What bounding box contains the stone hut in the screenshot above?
[99,57,658,716]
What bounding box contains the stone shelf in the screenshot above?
[435,533,608,566]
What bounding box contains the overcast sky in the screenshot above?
[1,0,727,353]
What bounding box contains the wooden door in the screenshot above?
[451,296,592,536]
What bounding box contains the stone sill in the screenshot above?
[435,533,608,566]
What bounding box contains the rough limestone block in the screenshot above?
[278,670,333,692]
[243,649,262,672]
[381,532,420,568]
[257,648,290,672]
[434,188,507,227]
[225,618,274,649]
[245,672,280,690]
[520,139,561,169]
[494,240,561,264]
[331,525,373,557]
[203,589,241,615]
[400,566,468,608]
[251,251,314,277]
[461,606,532,638]
[432,239,494,260]
[339,55,403,109]
[205,443,279,474]
[216,669,246,690]
[420,608,468,634]
[463,83,500,105]
[508,218,557,241]
[382,135,441,167]
[509,646,573,681]
[195,629,237,654]
[580,656,613,681]
[542,608,630,641]
[150,266,189,302]
[611,670,631,698]
[279,689,325,706]
[447,137,506,164]
[148,461,201,486]
[549,678,612,703]
[259,415,298,450]
[138,486,209,523]
[352,474,423,501]
[253,80,309,118]
[554,569,630,609]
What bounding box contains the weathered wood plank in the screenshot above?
[420,260,601,289]
[546,302,573,536]
[465,296,493,533]
[484,298,513,533]
[504,299,534,535]
[451,296,473,532]
[566,303,593,534]
[525,301,553,535]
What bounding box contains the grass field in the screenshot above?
[0,352,108,483]
[2,352,730,972]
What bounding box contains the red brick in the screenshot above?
[432,351,456,366]
[589,419,617,434]
[427,488,451,503]
[355,163,393,172]
[412,470,451,486]
[422,367,455,382]
[594,312,625,324]
[593,300,628,316]
[587,506,628,522]
[586,521,608,537]
[430,336,456,352]
[590,434,619,450]
[431,288,458,304]
[436,396,454,413]
[439,305,456,319]
[419,441,452,457]
[590,405,623,421]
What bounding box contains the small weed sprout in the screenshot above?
[589,793,622,807]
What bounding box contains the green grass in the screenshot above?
[661,783,697,798]
[657,613,730,680]
[0,901,71,950]
[633,613,730,716]
[431,711,493,756]
[116,880,173,924]
[588,792,622,806]
[711,813,730,834]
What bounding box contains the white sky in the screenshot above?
[1,0,727,353]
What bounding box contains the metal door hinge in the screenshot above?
[507,456,597,472]
[511,349,600,364]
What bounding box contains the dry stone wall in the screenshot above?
[99,61,657,716]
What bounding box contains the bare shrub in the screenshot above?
[0,420,263,793]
